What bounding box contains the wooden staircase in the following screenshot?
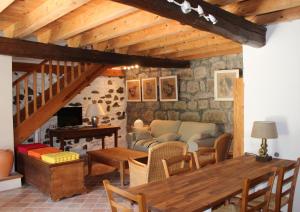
[13,59,109,145]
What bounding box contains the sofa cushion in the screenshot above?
[150,120,181,138]
[157,133,180,142]
[178,122,217,142]
[135,131,153,141]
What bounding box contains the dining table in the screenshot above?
[127,155,296,212]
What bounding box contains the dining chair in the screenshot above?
[214,168,277,212]
[103,179,147,212]
[193,133,232,169]
[162,154,193,178]
[129,141,188,187]
[248,158,300,212]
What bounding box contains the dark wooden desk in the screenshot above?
[49,125,120,150]
[128,155,296,212]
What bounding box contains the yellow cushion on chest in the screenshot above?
[41,151,80,164]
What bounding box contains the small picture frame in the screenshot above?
[214,69,239,101]
[126,79,141,102]
[142,78,158,102]
[159,76,178,102]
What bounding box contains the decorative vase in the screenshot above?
[0,149,14,179]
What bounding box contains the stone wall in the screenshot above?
[126,54,243,133]
[13,74,127,155]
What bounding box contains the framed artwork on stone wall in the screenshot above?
[142,78,158,102]
[126,79,141,102]
[159,76,178,101]
[214,69,239,101]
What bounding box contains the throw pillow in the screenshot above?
[156,133,180,142]
[135,131,153,141]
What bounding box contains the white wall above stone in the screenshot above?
[243,19,300,211]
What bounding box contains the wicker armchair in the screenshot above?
[193,133,232,169]
[129,141,188,187]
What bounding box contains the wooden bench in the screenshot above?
[17,153,86,201]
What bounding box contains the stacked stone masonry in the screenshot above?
[126,54,243,133]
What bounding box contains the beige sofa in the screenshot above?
[127,120,219,152]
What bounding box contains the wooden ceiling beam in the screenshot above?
[166,42,241,58]
[94,21,193,51]
[247,6,300,25]
[0,37,189,68]
[180,46,242,60]
[127,30,212,53]
[12,62,124,77]
[67,11,168,47]
[3,0,90,38]
[223,0,300,17]
[0,0,14,13]
[35,1,137,43]
[110,0,266,47]
[147,36,232,56]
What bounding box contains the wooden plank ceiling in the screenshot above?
[0,0,299,61]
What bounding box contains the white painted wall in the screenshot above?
[0,55,14,151]
[243,19,300,211]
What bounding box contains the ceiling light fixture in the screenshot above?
[166,0,217,24]
[122,64,139,71]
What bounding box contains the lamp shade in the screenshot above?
[134,119,144,128]
[251,121,278,139]
[86,103,106,117]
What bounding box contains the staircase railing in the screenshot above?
[13,59,88,128]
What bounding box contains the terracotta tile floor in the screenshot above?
[0,173,131,212]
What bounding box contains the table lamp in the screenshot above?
[86,103,106,127]
[251,121,278,162]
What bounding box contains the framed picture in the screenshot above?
[214,69,239,101]
[126,79,141,102]
[142,78,157,101]
[159,76,178,101]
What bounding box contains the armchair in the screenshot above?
[129,142,188,187]
[193,133,232,169]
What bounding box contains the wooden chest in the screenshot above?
[17,153,86,201]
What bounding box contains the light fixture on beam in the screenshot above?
[122,64,139,70]
[166,0,217,24]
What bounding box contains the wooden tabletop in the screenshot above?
[87,147,148,162]
[128,155,296,212]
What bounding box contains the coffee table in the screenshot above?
[87,147,148,186]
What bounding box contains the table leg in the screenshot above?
[49,134,53,147]
[87,153,92,176]
[101,137,105,149]
[59,137,65,150]
[114,130,118,147]
[119,161,125,187]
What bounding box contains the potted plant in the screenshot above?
[0,149,13,178]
